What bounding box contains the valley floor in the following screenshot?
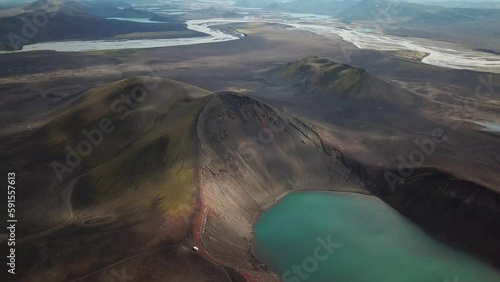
[1,20,500,281]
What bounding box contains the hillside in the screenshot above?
[2,76,210,230]
[0,77,221,280]
[266,0,500,24]
[264,0,353,15]
[196,92,365,275]
[1,76,363,281]
[262,0,500,50]
[337,0,433,22]
[2,76,500,281]
[0,0,197,51]
[234,0,274,8]
[280,56,415,107]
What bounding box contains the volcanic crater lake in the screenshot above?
[253,191,500,282]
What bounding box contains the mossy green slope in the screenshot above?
[282,56,415,107]
[13,76,211,231]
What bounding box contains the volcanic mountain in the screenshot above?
[1,76,362,281]
[280,56,415,107]
[255,56,421,133]
[2,76,500,281]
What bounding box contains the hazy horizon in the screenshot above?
[3,0,500,3]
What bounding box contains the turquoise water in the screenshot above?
[254,192,500,282]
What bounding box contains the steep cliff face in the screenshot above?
[372,168,500,267]
[260,56,500,271]
[196,92,366,278]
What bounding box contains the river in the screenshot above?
[3,15,500,73]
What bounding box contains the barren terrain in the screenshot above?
[1,20,500,281]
